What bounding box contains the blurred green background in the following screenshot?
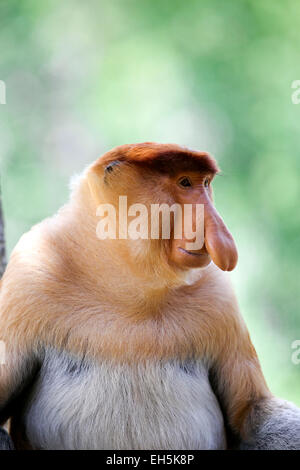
[0,0,299,404]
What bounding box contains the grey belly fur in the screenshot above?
[22,349,226,450]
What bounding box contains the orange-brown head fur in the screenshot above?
[86,142,237,275]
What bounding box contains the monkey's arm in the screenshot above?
[0,354,20,450]
[0,427,14,450]
[212,320,300,450]
[238,396,300,450]
[0,341,41,450]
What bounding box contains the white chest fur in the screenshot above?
[23,349,226,450]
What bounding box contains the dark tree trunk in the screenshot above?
[0,182,6,277]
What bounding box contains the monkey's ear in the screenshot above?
[104,160,121,174]
[87,160,122,204]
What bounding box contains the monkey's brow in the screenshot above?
[134,157,218,176]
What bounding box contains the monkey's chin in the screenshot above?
[172,247,212,269]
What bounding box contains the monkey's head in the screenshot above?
[86,143,238,274]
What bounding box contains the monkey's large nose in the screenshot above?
[204,204,238,271]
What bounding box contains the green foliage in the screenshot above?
[0,0,299,403]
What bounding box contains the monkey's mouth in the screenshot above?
[171,242,211,269]
[178,247,207,257]
[175,246,211,269]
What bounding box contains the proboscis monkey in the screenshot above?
[0,143,299,450]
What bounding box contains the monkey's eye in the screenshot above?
[204,178,210,188]
[178,177,192,188]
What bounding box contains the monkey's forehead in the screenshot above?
[91,142,219,175]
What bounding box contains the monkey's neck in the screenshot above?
[55,194,203,315]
